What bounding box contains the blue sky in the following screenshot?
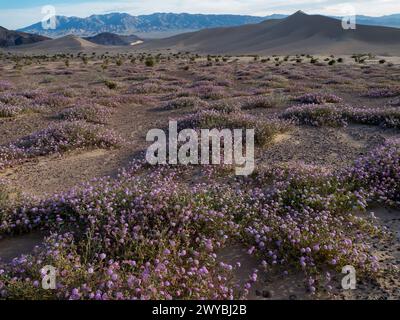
[1,0,399,29]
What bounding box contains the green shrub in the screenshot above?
[104,80,117,90]
[145,57,155,67]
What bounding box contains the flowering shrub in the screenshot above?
[94,94,152,108]
[364,87,400,98]
[348,138,400,207]
[162,97,208,111]
[0,81,13,92]
[295,93,343,104]
[342,106,400,129]
[0,179,11,210]
[282,104,400,128]
[0,100,45,118]
[241,94,288,109]
[281,104,346,127]
[0,103,24,118]
[206,99,241,113]
[243,165,380,291]
[33,92,72,108]
[58,104,111,124]
[0,121,122,169]
[128,83,179,95]
[0,145,391,298]
[192,85,228,100]
[179,110,292,146]
[0,93,31,106]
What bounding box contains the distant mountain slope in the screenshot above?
[84,32,141,46]
[17,13,284,37]
[355,14,400,28]
[0,26,49,47]
[11,35,99,53]
[139,11,400,55]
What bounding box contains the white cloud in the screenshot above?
[1,0,399,30]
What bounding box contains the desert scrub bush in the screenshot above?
[58,104,112,124]
[295,93,343,104]
[281,104,346,127]
[0,101,45,118]
[162,97,208,111]
[192,85,228,100]
[262,75,289,88]
[128,81,180,95]
[206,99,241,114]
[0,92,31,105]
[0,179,12,210]
[364,87,400,98]
[0,103,25,118]
[283,104,400,129]
[179,110,292,146]
[33,92,72,108]
[104,80,117,90]
[145,56,155,67]
[0,80,13,91]
[241,94,288,110]
[342,106,400,129]
[0,121,122,169]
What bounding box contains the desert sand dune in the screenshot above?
[140,11,400,55]
[11,34,100,53]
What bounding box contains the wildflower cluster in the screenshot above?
[295,93,343,104]
[0,81,13,92]
[0,121,122,169]
[162,97,208,111]
[282,104,400,128]
[0,93,46,118]
[364,87,400,98]
[241,94,288,109]
[178,109,292,146]
[348,138,400,207]
[1,138,395,298]
[58,103,112,124]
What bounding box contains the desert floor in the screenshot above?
[0,52,399,300]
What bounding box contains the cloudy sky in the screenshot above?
[1,0,399,29]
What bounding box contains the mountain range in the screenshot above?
[18,13,274,38]
[18,12,400,38]
[0,26,49,47]
[84,33,142,46]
